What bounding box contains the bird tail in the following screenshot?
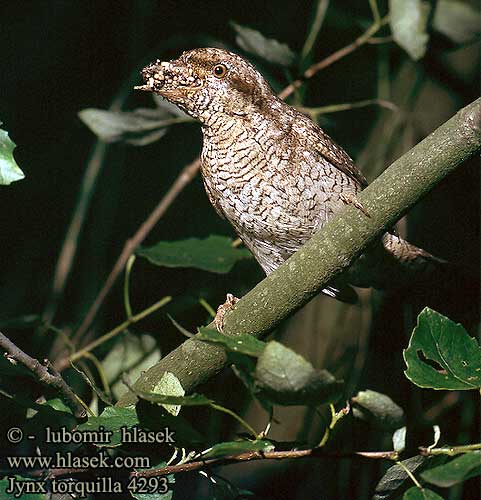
[347,232,447,290]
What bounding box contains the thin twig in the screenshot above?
[367,35,393,44]
[278,15,389,100]
[20,447,399,480]
[0,330,86,418]
[396,460,422,488]
[71,157,200,345]
[133,448,398,477]
[56,295,171,371]
[300,0,330,62]
[419,443,481,457]
[299,98,398,118]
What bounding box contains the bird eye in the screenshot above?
[213,64,228,78]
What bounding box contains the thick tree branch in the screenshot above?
[117,98,480,408]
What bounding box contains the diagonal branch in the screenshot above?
[117,98,481,407]
[279,15,390,100]
[0,331,86,418]
[21,447,398,480]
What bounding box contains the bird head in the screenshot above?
[136,48,274,123]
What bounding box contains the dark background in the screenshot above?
[0,1,479,499]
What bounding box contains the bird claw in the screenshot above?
[214,293,239,332]
[339,193,370,217]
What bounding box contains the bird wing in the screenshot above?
[315,128,369,188]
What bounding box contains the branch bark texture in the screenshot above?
[0,331,86,418]
[117,98,481,407]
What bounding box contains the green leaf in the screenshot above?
[200,439,274,459]
[0,124,25,185]
[230,21,296,66]
[421,451,481,487]
[197,327,266,357]
[41,397,73,415]
[71,363,113,406]
[373,456,429,500]
[78,107,188,146]
[389,0,431,60]
[103,333,161,399]
[404,307,481,390]
[137,235,252,274]
[152,371,185,416]
[254,341,343,406]
[352,389,405,431]
[403,487,444,500]
[77,406,139,447]
[433,0,481,44]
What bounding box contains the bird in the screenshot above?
[136,47,445,324]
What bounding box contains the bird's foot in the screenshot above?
[214,293,239,332]
[339,193,370,217]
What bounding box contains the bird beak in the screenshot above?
[135,59,203,95]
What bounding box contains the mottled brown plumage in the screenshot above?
[137,48,443,301]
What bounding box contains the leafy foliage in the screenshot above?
[352,389,405,431]
[197,329,343,406]
[0,123,24,185]
[404,307,481,390]
[403,487,444,500]
[79,107,192,146]
[102,333,161,399]
[389,0,431,60]
[197,327,266,357]
[254,340,343,406]
[373,456,429,500]
[152,371,186,416]
[137,236,252,274]
[421,451,481,487]
[200,439,274,459]
[230,21,296,66]
[76,406,140,447]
